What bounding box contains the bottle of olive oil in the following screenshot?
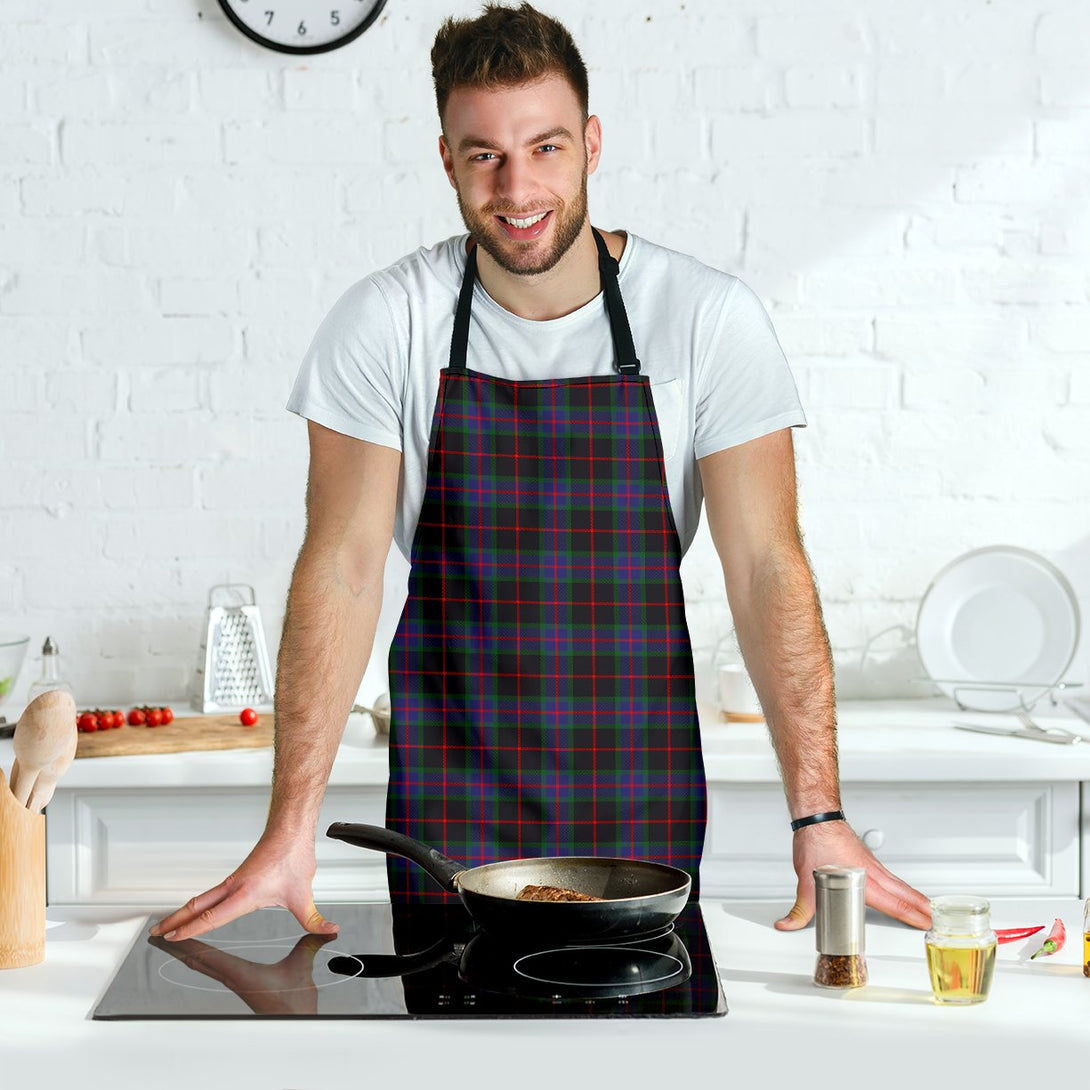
[925,895,997,1005]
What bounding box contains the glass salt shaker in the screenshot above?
[813,865,868,988]
[25,636,73,703]
[925,895,997,1005]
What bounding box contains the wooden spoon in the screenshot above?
[10,689,77,813]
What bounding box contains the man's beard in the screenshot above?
[456,173,589,277]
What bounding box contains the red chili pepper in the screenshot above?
[995,925,1045,945]
[1029,917,1065,959]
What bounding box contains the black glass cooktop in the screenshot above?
[94,901,726,1020]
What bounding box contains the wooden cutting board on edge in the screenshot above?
[75,714,274,759]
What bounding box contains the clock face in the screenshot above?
[218,0,387,55]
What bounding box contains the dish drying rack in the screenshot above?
[912,677,1085,714]
[853,622,1086,714]
[913,678,1090,745]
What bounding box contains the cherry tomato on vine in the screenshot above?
[77,712,98,732]
[239,707,258,727]
[127,708,146,726]
[160,706,174,725]
[146,708,163,727]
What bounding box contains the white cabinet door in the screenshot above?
[701,782,1081,899]
[46,786,389,907]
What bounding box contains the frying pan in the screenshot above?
[325,823,691,945]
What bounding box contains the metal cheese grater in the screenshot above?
[191,584,275,712]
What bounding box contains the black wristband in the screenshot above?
[790,810,845,832]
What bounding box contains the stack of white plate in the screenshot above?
[915,546,1080,712]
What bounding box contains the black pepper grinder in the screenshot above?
[813,865,868,989]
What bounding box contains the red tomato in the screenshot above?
[160,706,174,725]
[114,710,124,729]
[127,707,146,726]
[146,708,163,727]
[239,707,258,727]
[98,711,116,729]
[77,712,98,732]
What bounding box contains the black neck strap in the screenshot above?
[448,229,641,375]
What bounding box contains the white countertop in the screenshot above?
[7,697,1090,791]
[2,896,1086,1090]
[702,696,1090,782]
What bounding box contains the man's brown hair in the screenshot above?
[431,3,589,127]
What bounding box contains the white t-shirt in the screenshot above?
[287,231,806,561]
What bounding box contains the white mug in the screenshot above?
[717,663,763,722]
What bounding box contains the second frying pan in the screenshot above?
[326,823,691,945]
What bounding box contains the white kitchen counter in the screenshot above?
[702,696,1090,782]
[14,696,1090,907]
[2,897,1086,1090]
[5,697,1090,790]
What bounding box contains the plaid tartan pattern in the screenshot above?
[386,367,707,902]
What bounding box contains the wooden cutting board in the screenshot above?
[75,714,274,759]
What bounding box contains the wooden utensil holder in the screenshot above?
[0,767,45,969]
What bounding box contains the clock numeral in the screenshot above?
[221,0,388,50]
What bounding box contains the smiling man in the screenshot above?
[152,2,931,943]
[448,89,589,276]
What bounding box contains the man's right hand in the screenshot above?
[152,428,398,943]
[148,834,338,942]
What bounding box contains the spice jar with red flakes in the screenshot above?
[813,865,868,989]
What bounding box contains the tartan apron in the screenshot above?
[385,229,707,902]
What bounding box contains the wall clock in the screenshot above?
[217,0,387,55]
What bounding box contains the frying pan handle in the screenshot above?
[325,822,464,892]
[327,939,454,980]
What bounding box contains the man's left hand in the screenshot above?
[775,820,932,931]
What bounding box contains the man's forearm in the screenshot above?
[264,544,385,841]
[727,541,840,820]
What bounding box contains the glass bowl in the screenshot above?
[0,634,30,704]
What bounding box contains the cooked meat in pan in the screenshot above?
[515,884,604,902]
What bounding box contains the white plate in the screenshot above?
[915,546,1080,712]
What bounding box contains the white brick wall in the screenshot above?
[2,0,1088,714]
